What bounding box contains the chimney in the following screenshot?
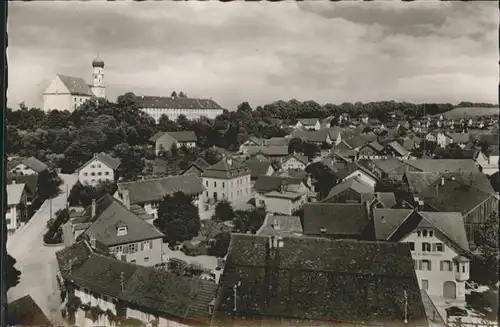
[122,190,130,210]
[11,180,16,184]
[91,199,96,218]
[89,234,96,249]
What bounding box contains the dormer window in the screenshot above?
[117,226,128,236]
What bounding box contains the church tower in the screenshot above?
[91,55,106,99]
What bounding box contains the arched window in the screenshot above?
[417,230,421,237]
[422,230,428,237]
[429,230,434,237]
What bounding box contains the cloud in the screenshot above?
[7,1,498,110]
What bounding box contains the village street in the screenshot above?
[7,173,78,325]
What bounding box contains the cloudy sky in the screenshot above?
[7,1,498,110]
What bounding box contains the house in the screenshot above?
[256,182,308,216]
[294,118,321,130]
[290,128,333,145]
[136,93,224,123]
[419,175,499,245]
[344,135,370,150]
[201,156,251,204]
[371,208,471,305]
[114,174,206,218]
[334,162,379,189]
[6,172,39,205]
[56,241,217,327]
[63,194,164,266]
[77,153,121,186]
[247,145,289,161]
[368,192,397,210]
[386,141,411,159]
[323,176,374,204]
[256,214,303,237]
[320,116,334,128]
[7,295,53,327]
[244,156,274,181]
[473,148,499,176]
[212,234,429,327]
[253,175,304,197]
[403,159,480,174]
[10,156,48,176]
[436,132,453,148]
[180,157,211,177]
[425,132,437,143]
[280,152,308,171]
[6,183,28,234]
[302,202,371,239]
[149,131,198,156]
[358,141,386,159]
[238,137,264,154]
[363,159,408,180]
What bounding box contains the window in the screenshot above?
[414,260,418,270]
[6,219,11,225]
[408,242,415,251]
[462,264,466,273]
[91,172,96,176]
[441,260,452,271]
[131,259,136,263]
[429,230,434,237]
[105,172,109,176]
[421,279,429,291]
[97,172,102,176]
[432,243,444,252]
[417,230,421,237]
[422,243,431,252]
[144,257,149,263]
[222,182,225,188]
[84,172,88,176]
[420,260,431,271]
[102,295,108,302]
[117,226,128,236]
[97,164,101,168]
[91,165,95,168]
[422,229,428,237]
[206,181,208,187]
[214,181,217,187]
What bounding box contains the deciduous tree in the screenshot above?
[213,200,235,222]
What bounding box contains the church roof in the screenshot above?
[57,74,94,96]
[92,56,105,68]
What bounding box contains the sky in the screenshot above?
[7,1,498,110]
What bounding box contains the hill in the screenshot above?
[442,107,499,118]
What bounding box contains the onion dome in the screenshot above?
[92,56,105,68]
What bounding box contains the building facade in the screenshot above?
[43,57,106,112]
[6,183,28,233]
[77,153,121,186]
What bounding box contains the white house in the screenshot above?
[43,57,106,112]
[148,131,198,156]
[77,153,121,186]
[337,164,378,189]
[372,209,471,305]
[6,183,28,234]
[280,153,308,171]
[255,182,309,216]
[294,118,321,130]
[136,94,224,123]
[9,156,48,176]
[474,149,499,176]
[201,157,251,205]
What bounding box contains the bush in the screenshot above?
[181,241,208,256]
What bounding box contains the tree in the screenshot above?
[305,162,336,200]
[303,142,320,159]
[171,91,177,98]
[213,200,235,222]
[7,254,21,291]
[113,143,145,181]
[178,91,187,98]
[233,208,266,234]
[154,192,201,244]
[207,231,231,257]
[471,212,499,287]
[37,169,62,200]
[68,181,117,207]
[288,137,304,154]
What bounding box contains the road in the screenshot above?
[7,174,78,325]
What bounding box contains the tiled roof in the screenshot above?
[403,159,479,173]
[117,174,205,204]
[253,175,303,193]
[291,128,331,143]
[388,141,410,157]
[335,162,378,181]
[201,158,250,179]
[168,131,198,143]
[7,173,38,196]
[370,159,406,174]
[302,203,370,236]
[57,74,94,96]
[75,194,164,246]
[283,152,308,165]
[79,152,121,171]
[372,208,413,240]
[7,295,53,327]
[405,172,442,194]
[135,95,223,110]
[375,192,397,208]
[7,183,26,206]
[489,171,499,192]
[256,215,303,237]
[344,135,368,149]
[244,158,272,179]
[22,156,48,173]
[324,176,374,201]
[57,242,217,324]
[247,145,289,157]
[263,137,289,146]
[297,118,319,126]
[212,234,427,327]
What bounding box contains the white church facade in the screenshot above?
[42,57,106,112]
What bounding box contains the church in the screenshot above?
[42,56,106,112]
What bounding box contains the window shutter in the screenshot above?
[419,260,422,270]
[428,260,432,271]
[141,242,144,251]
[432,243,436,252]
[440,261,443,271]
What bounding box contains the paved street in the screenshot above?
[7,173,78,325]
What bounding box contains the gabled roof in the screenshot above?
[21,156,48,173]
[7,183,26,206]
[405,172,442,194]
[283,152,308,165]
[7,295,53,327]
[388,141,410,157]
[369,159,406,174]
[344,135,368,149]
[302,202,369,236]
[117,174,205,204]
[335,162,379,181]
[167,131,198,143]
[75,194,164,246]
[256,215,303,237]
[212,234,427,327]
[365,140,385,153]
[324,176,374,200]
[253,175,303,193]
[244,158,272,179]
[263,137,289,146]
[57,241,217,324]
[374,192,397,208]
[297,118,319,125]
[79,152,121,171]
[201,158,250,179]
[403,159,479,173]
[7,173,38,196]
[135,95,223,110]
[57,74,94,96]
[291,128,331,143]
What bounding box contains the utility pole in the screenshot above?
[66,184,69,210]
